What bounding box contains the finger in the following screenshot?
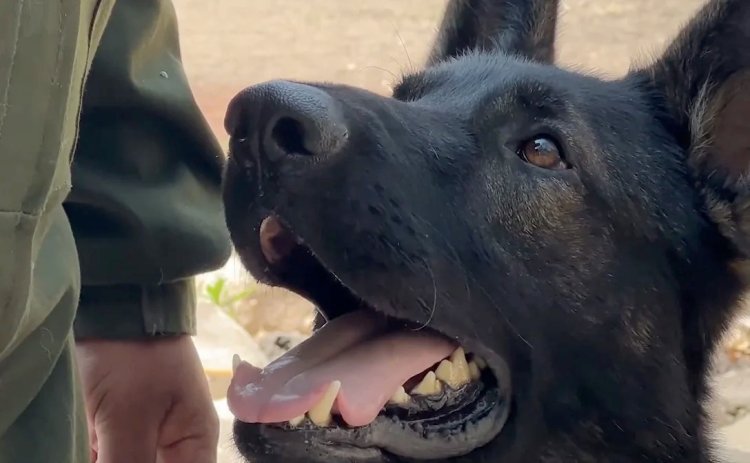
[84,406,98,462]
[158,436,217,463]
[158,402,219,463]
[95,417,159,463]
[86,417,99,463]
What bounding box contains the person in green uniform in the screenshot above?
[0,0,232,462]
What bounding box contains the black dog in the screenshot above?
[221,0,750,461]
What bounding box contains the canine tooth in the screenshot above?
[410,371,442,396]
[435,359,461,389]
[288,415,305,427]
[308,380,341,427]
[388,386,410,406]
[472,355,487,370]
[469,361,481,381]
[450,347,471,385]
[232,354,241,373]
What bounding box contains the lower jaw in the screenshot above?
[234,384,509,462]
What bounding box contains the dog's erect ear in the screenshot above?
[427,0,559,66]
[634,0,750,255]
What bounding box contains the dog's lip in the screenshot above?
[249,384,510,460]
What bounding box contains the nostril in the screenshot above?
[271,117,314,157]
[225,96,249,139]
[241,80,348,162]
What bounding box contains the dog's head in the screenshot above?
[222,1,750,461]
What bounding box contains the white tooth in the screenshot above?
[388,386,411,406]
[308,380,341,427]
[288,414,305,427]
[469,361,481,381]
[232,354,241,373]
[435,359,461,389]
[450,347,471,386]
[472,355,487,370]
[410,371,442,396]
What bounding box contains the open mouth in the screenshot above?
[227,216,510,460]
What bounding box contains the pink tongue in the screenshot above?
[227,310,456,427]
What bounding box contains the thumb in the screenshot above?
[95,415,159,463]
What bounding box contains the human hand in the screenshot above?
[75,336,219,463]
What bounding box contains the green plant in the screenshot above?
[204,276,256,319]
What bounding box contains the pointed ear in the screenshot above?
[427,0,560,66]
[633,0,750,255]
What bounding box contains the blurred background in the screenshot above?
[168,0,750,461]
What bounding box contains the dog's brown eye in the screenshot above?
[518,136,568,170]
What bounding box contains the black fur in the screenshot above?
[222,0,750,461]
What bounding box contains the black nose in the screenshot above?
[225,80,348,162]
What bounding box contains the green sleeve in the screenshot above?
[68,0,232,339]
